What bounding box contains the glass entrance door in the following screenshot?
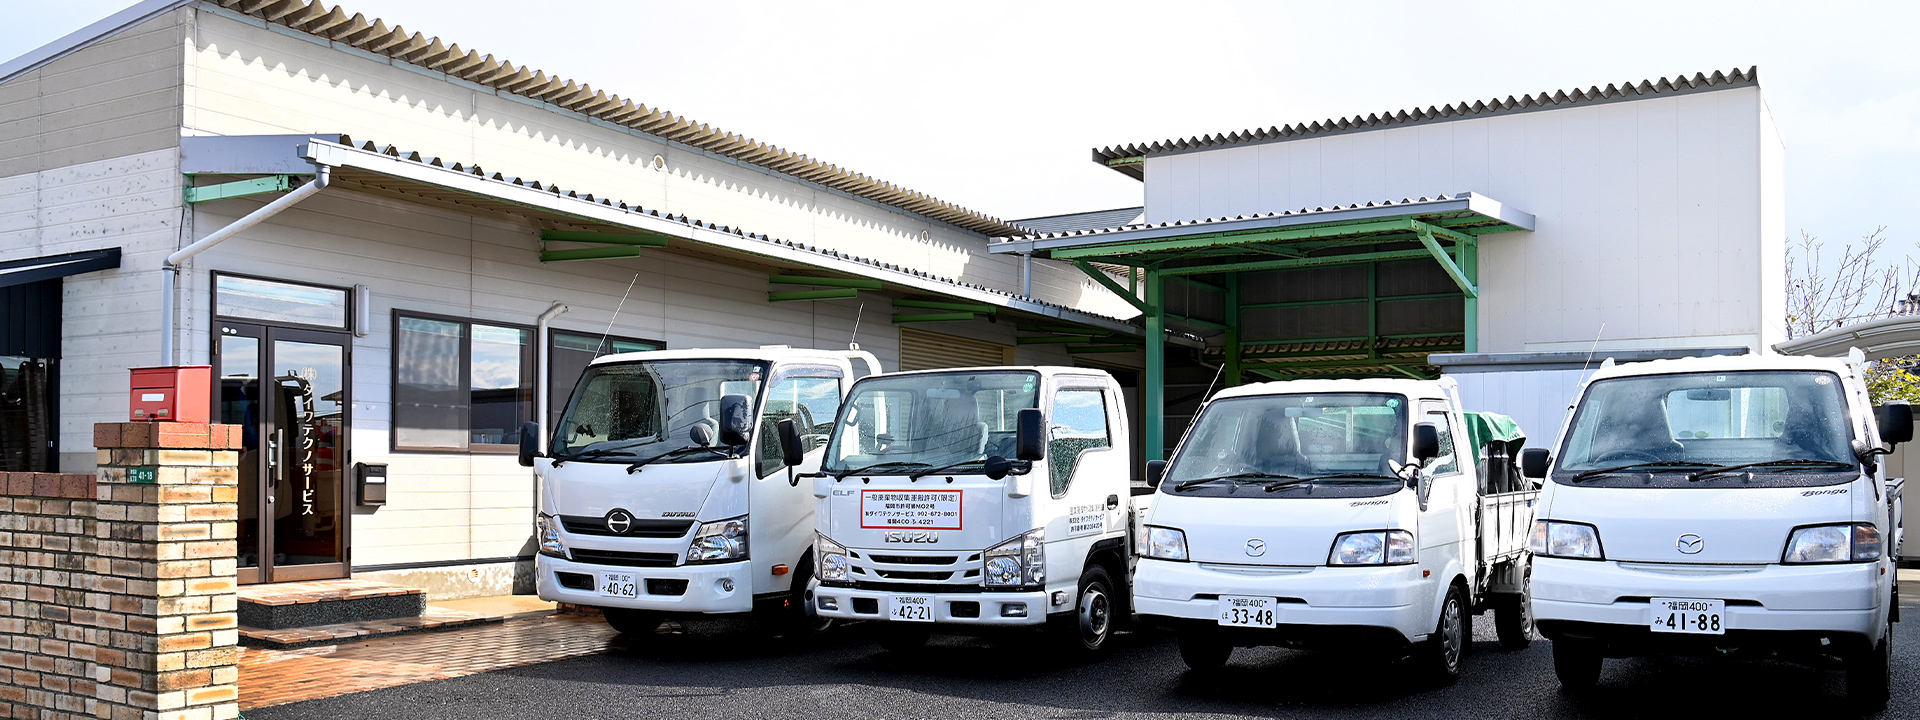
[218,323,351,584]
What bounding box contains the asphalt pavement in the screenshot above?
[249,602,1920,720]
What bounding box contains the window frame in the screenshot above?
[1048,385,1114,498]
[754,370,844,478]
[390,310,537,454]
[211,271,354,332]
[1420,400,1462,477]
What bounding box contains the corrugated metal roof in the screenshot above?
[195,0,1029,237]
[1092,67,1761,180]
[991,193,1531,252]
[1011,207,1145,235]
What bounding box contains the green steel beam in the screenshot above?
[768,275,884,289]
[1387,365,1430,380]
[893,299,996,314]
[1225,273,1242,387]
[539,230,670,246]
[1414,228,1478,299]
[1144,269,1165,462]
[1066,345,1140,354]
[540,246,646,262]
[1157,249,1434,277]
[1460,236,1479,353]
[1016,323,1108,336]
[892,312,976,323]
[1072,260,1150,314]
[1245,358,1443,371]
[768,289,859,302]
[183,175,296,203]
[1411,220,1479,246]
[1019,335,1141,345]
[1052,218,1416,260]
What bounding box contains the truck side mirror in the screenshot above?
[1876,405,1913,445]
[719,393,753,446]
[1145,459,1167,488]
[517,421,541,467]
[1412,422,1440,463]
[1520,447,1551,479]
[777,418,805,467]
[1015,408,1045,461]
[983,455,1013,480]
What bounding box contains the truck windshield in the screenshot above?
[551,359,768,464]
[1555,370,1855,488]
[1165,393,1408,496]
[822,370,1039,475]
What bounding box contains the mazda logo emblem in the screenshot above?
[1246,539,1266,557]
[606,509,633,534]
[1677,534,1704,554]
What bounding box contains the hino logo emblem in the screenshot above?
[1246,539,1267,557]
[605,509,634,535]
[884,531,940,543]
[1677,534,1704,554]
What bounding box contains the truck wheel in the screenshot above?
[1494,582,1534,650]
[1552,640,1603,692]
[1177,631,1232,671]
[603,607,663,637]
[876,627,931,654]
[1050,565,1115,656]
[787,557,834,635]
[1844,621,1891,713]
[1420,585,1469,685]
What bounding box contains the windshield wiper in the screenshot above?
[909,459,988,479]
[627,445,730,474]
[551,440,657,467]
[1570,461,1719,482]
[1307,472,1402,482]
[1687,458,1856,481]
[831,461,932,479]
[1175,472,1300,491]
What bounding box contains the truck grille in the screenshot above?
[867,555,958,565]
[570,549,679,567]
[560,516,695,538]
[875,570,953,581]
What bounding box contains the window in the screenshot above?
[756,375,842,477]
[393,312,533,452]
[1048,389,1111,496]
[1422,402,1460,476]
[214,273,349,329]
[547,330,661,428]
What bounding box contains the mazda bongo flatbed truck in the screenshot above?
[807,366,1135,654]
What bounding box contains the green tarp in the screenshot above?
[1463,411,1526,464]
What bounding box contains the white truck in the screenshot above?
[519,347,880,636]
[807,366,1134,654]
[1523,354,1911,711]
[1132,377,1537,683]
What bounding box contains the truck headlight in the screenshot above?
[536,513,568,560]
[1783,523,1882,564]
[985,528,1046,587]
[1145,526,1188,562]
[1328,530,1415,566]
[686,515,749,564]
[817,533,850,584]
[1531,520,1604,560]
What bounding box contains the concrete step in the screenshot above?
[237,579,426,630]
[239,594,558,649]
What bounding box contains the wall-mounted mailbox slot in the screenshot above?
[356,462,388,506]
[129,366,211,423]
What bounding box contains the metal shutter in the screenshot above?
[898,328,1013,371]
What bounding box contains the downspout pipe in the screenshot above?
[159,166,330,365]
[534,302,570,452]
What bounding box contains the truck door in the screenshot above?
[752,366,845,595]
[1418,400,1471,591]
[1048,379,1126,572]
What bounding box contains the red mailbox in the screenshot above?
[129,365,212,423]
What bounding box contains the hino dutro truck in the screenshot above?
[808,366,1134,654]
[519,346,880,637]
[1524,353,1910,711]
[1133,377,1537,683]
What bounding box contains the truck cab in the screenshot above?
[1525,353,1911,711]
[808,366,1132,654]
[1132,377,1537,683]
[524,347,880,636]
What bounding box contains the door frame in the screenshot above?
[215,321,355,585]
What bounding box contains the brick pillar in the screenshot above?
[89,422,243,720]
[0,470,99,718]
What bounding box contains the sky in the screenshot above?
[5,0,1917,260]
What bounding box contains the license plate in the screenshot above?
[597,572,638,599]
[889,595,934,622]
[1217,595,1277,628]
[1650,597,1725,634]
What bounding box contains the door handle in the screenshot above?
[266,429,282,501]
[1106,494,1120,509]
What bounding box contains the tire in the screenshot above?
[1420,585,1469,685]
[1049,565,1116,656]
[876,627,931,654]
[603,607,663,637]
[1177,631,1232,671]
[1494,576,1534,651]
[1552,640,1603,692]
[1845,621,1891,713]
[780,556,834,636]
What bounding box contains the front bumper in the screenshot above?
[536,554,753,615]
[1132,558,1430,646]
[1532,556,1888,654]
[811,583,1051,627]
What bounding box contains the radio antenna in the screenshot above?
[597,272,641,355]
[1578,321,1607,384]
[848,302,864,350]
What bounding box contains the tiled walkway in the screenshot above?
[239,614,618,709]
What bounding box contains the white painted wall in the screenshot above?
[1448,368,1588,453]
[1141,86,1783,356]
